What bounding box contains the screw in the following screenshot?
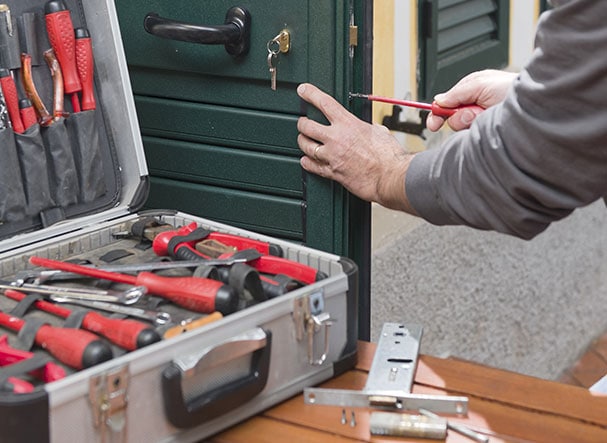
[350,411,356,427]
[341,409,347,425]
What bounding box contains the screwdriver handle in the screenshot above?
[81,311,160,350]
[429,102,485,118]
[29,256,238,315]
[0,311,112,369]
[45,0,81,95]
[4,289,159,351]
[19,99,38,130]
[135,272,238,315]
[75,28,96,111]
[0,70,24,133]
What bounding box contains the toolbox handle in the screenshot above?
[144,6,251,57]
[161,328,271,428]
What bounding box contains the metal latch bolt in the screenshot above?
[293,291,334,366]
[89,365,130,441]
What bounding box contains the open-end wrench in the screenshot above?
[0,282,146,305]
[49,296,171,326]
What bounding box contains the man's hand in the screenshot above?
[426,69,518,132]
[296,83,417,214]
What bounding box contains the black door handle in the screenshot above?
[144,6,251,57]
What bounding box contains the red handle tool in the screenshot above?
[0,69,24,133]
[4,289,160,351]
[75,27,96,111]
[153,223,326,285]
[29,256,238,315]
[0,335,65,383]
[19,99,38,131]
[44,0,81,112]
[0,311,112,370]
[349,93,485,118]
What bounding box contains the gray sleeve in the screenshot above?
[406,0,607,239]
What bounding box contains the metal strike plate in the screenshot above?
[364,323,422,394]
[303,322,469,415]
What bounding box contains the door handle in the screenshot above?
[143,6,251,57]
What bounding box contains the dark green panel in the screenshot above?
[419,0,510,100]
[115,0,308,83]
[146,177,303,240]
[134,96,300,156]
[143,136,303,198]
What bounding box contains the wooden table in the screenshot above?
[210,341,607,442]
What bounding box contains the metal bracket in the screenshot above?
[304,323,468,414]
[89,364,130,442]
[293,291,334,366]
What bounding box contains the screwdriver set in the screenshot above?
[0,1,358,442]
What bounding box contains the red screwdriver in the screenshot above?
[44,0,81,112]
[75,27,96,111]
[29,256,238,315]
[4,289,160,351]
[0,310,112,370]
[349,92,484,118]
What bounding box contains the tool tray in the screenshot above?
[0,1,358,441]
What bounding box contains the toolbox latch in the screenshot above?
[293,291,334,366]
[89,364,130,441]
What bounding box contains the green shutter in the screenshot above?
[418,0,510,101]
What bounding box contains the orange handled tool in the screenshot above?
[349,92,484,118]
[0,310,112,370]
[29,256,239,315]
[44,0,81,112]
[4,289,160,351]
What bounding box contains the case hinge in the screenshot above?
[89,364,130,441]
[293,291,334,366]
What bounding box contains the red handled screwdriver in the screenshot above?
[29,256,238,315]
[0,69,24,133]
[4,289,160,351]
[349,92,484,118]
[0,310,112,370]
[75,27,96,111]
[44,0,81,112]
[19,99,38,131]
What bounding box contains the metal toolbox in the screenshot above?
[0,1,358,441]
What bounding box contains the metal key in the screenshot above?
[267,51,277,90]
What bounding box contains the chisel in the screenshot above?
[4,289,161,351]
[349,92,484,118]
[0,310,112,369]
[29,256,239,315]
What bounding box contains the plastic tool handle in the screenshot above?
[134,272,235,314]
[0,311,112,369]
[19,99,38,130]
[4,289,160,350]
[75,28,96,111]
[0,70,24,133]
[44,0,81,95]
[29,256,239,315]
[0,334,66,382]
[251,255,326,285]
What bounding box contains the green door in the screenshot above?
[114,1,372,338]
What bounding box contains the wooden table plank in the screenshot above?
[210,341,607,442]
